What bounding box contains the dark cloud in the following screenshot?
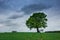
[0,19,12,24]
[21,4,51,15]
[0,20,11,26]
[0,19,18,27]
[0,0,60,20]
[0,0,60,12]
[8,3,51,19]
[8,15,23,19]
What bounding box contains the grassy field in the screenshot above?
[0,32,60,40]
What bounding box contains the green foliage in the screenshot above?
[26,12,47,30]
[12,31,17,33]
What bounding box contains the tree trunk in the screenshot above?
[36,27,40,33]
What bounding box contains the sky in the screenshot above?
[0,0,60,32]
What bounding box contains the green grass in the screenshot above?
[0,32,60,40]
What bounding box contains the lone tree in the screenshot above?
[26,12,47,33]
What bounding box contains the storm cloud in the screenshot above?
[8,14,23,19]
[21,4,51,15]
[9,3,51,19]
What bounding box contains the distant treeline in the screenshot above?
[45,31,60,33]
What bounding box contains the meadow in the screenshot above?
[0,32,60,40]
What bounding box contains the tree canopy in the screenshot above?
[26,12,47,32]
